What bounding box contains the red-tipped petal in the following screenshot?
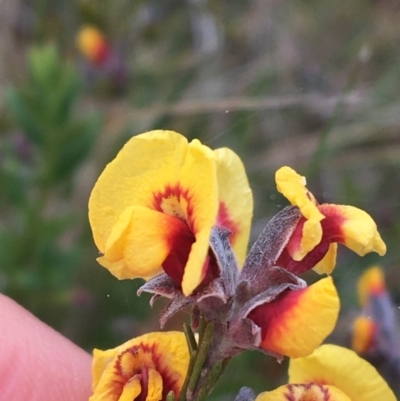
[248,277,339,358]
[318,204,386,257]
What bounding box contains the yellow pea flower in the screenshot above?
[90,332,189,401]
[89,130,252,296]
[256,344,396,401]
[275,166,386,275]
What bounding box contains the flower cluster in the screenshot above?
[88,130,392,401]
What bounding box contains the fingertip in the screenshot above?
[0,294,92,401]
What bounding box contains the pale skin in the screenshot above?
[0,294,92,401]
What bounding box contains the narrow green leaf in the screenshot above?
[166,390,176,401]
[188,321,214,392]
[183,322,198,354]
[178,350,198,401]
[197,315,207,345]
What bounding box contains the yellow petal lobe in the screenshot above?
[146,369,163,401]
[118,380,141,401]
[181,228,212,296]
[259,277,339,358]
[100,206,178,279]
[213,147,253,266]
[320,204,386,258]
[289,344,397,401]
[312,243,337,275]
[178,139,218,295]
[275,166,325,259]
[89,130,189,254]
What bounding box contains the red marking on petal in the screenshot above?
[153,184,197,230]
[247,288,302,343]
[318,204,347,243]
[277,206,348,274]
[153,184,219,291]
[284,386,296,401]
[137,366,149,401]
[151,185,197,286]
[277,241,330,275]
[162,222,195,286]
[114,342,184,400]
[284,217,305,258]
[199,250,221,289]
[286,383,331,401]
[153,185,181,211]
[216,202,240,242]
[150,344,186,400]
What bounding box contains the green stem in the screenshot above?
[194,360,223,401]
[193,357,231,401]
[188,321,214,393]
[178,350,198,401]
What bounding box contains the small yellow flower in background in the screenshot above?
[275,166,386,275]
[77,25,111,65]
[352,266,384,354]
[351,265,399,364]
[352,315,377,354]
[90,332,189,401]
[255,344,396,401]
[357,265,386,307]
[89,130,252,296]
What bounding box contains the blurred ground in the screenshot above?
[1,0,400,398]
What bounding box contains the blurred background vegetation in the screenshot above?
[1,0,400,398]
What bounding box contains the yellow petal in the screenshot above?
[147,369,164,401]
[179,138,218,233]
[100,205,190,280]
[289,344,397,401]
[181,228,212,296]
[257,277,339,358]
[118,380,142,401]
[91,332,189,401]
[275,166,325,259]
[312,243,337,274]
[89,130,189,254]
[319,204,386,257]
[357,266,386,307]
[255,383,351,401]
[178,138,219,295]
[214,147,253,267]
